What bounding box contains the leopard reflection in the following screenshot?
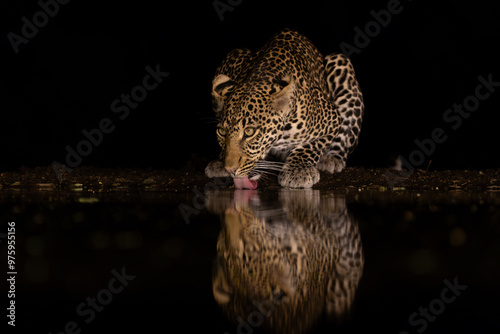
[207,189,364,334]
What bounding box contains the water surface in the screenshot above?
[1,189,499,333]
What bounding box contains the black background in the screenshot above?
[1,0,499,172]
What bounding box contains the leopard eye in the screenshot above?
[217,127,226,137]
[244,127,256,138]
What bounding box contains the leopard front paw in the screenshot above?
[205,160,230,178]
[278,166,320,189]
[317,154,346,174]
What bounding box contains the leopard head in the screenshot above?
[212,203,296,306]
[211,74,295,179]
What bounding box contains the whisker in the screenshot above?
[255,161,286,168]
[251,160,286,180]
[254,165,282,170]
[253,164,278,170]
[256,160,286,165]
[255,164,284,170]
[256,173,270,181]
[252,168,280,177]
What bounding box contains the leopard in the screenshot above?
[207,189,364,333]
[205,28,364,189]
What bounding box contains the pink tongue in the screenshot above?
[233,177,258,189]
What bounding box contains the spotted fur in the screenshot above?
[208,190,364,332]
[205,29,364,188]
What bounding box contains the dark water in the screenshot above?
[1,189,499,334]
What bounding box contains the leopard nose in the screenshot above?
[225,166,237,174]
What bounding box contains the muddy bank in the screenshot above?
[1,165,499,193]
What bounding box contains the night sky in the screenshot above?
[1,0,499,172]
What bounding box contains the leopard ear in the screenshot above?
[271,74,295,113]
[212,74,236,113]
